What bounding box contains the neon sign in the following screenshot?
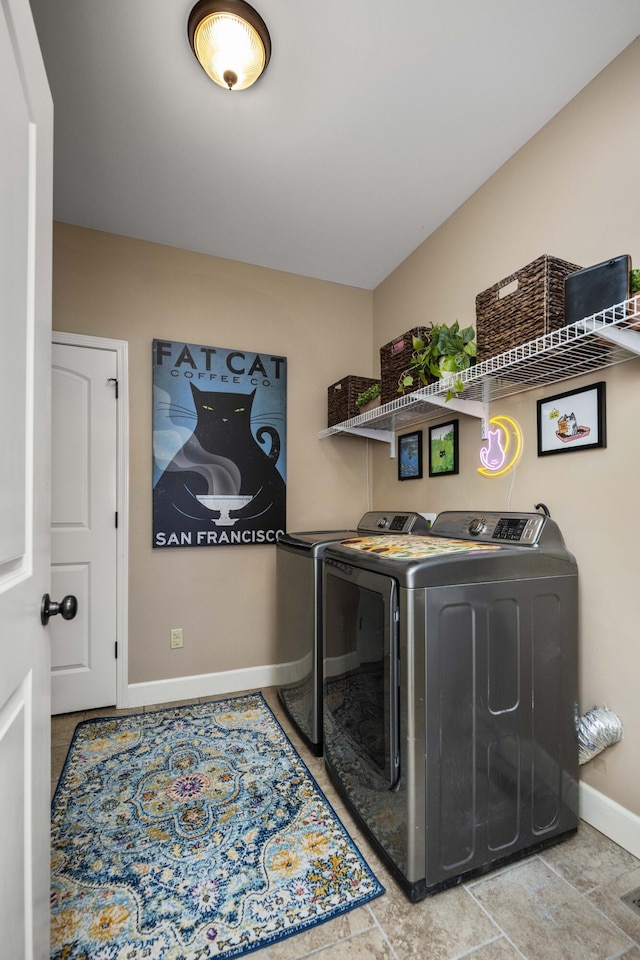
[478,416,523,478]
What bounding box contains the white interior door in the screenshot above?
[0,0,53,957]
[51,341,118,714]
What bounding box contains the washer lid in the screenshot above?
[279,530,357,551]
[339,534,502,560]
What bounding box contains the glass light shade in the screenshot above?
[190,3,270,91]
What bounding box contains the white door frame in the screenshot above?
[52,332,129,708]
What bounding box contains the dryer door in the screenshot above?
[323,559,399,789]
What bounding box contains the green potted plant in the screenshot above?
[630,269,640,294]
[355,381,381,413]
[397,321,477,401]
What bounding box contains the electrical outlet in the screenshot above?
[170,628,183,649]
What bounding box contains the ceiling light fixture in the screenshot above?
[188,0,271,92]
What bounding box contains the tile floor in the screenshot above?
[51,687,640,960]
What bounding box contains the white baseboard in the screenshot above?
[126,660,305,710]
[579,781,640,859]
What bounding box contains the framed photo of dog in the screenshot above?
[397,430,423,480]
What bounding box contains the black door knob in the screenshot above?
[41,593,78,626]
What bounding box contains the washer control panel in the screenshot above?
[432,511,546,546]
[358,511,432,536]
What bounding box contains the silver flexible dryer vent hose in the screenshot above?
[577,707,623,765]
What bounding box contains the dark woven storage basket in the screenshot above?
[379,327,433,405]
[327,375,379,427]
[475,255,582,360]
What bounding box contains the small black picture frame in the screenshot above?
[537,381,606,456]
[397,430,423,480]
[428,419,459,477]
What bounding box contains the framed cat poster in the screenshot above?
[537,381,606,456]
[152,339,287,547]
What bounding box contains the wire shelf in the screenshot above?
[318,298,640,440]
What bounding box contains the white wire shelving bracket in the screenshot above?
[318,297,640,457]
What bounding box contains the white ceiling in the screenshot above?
[29,0,640,290]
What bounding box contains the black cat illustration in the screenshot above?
[154,384,285,536]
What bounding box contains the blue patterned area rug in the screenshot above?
[51,693,383,960]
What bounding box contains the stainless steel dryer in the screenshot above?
[276,511,432,755]
[322,510,579,900]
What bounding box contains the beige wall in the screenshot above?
[52,224,373,683]
[52,37,639,817]
[372,38,640,815]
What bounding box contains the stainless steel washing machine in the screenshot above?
[276,511,432,755]
[322,510,579,900]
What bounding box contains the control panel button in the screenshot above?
[377,517,389,528]
[389,514,409,532]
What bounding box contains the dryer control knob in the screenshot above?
[468,517,486,536]
[377,517,389,528]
